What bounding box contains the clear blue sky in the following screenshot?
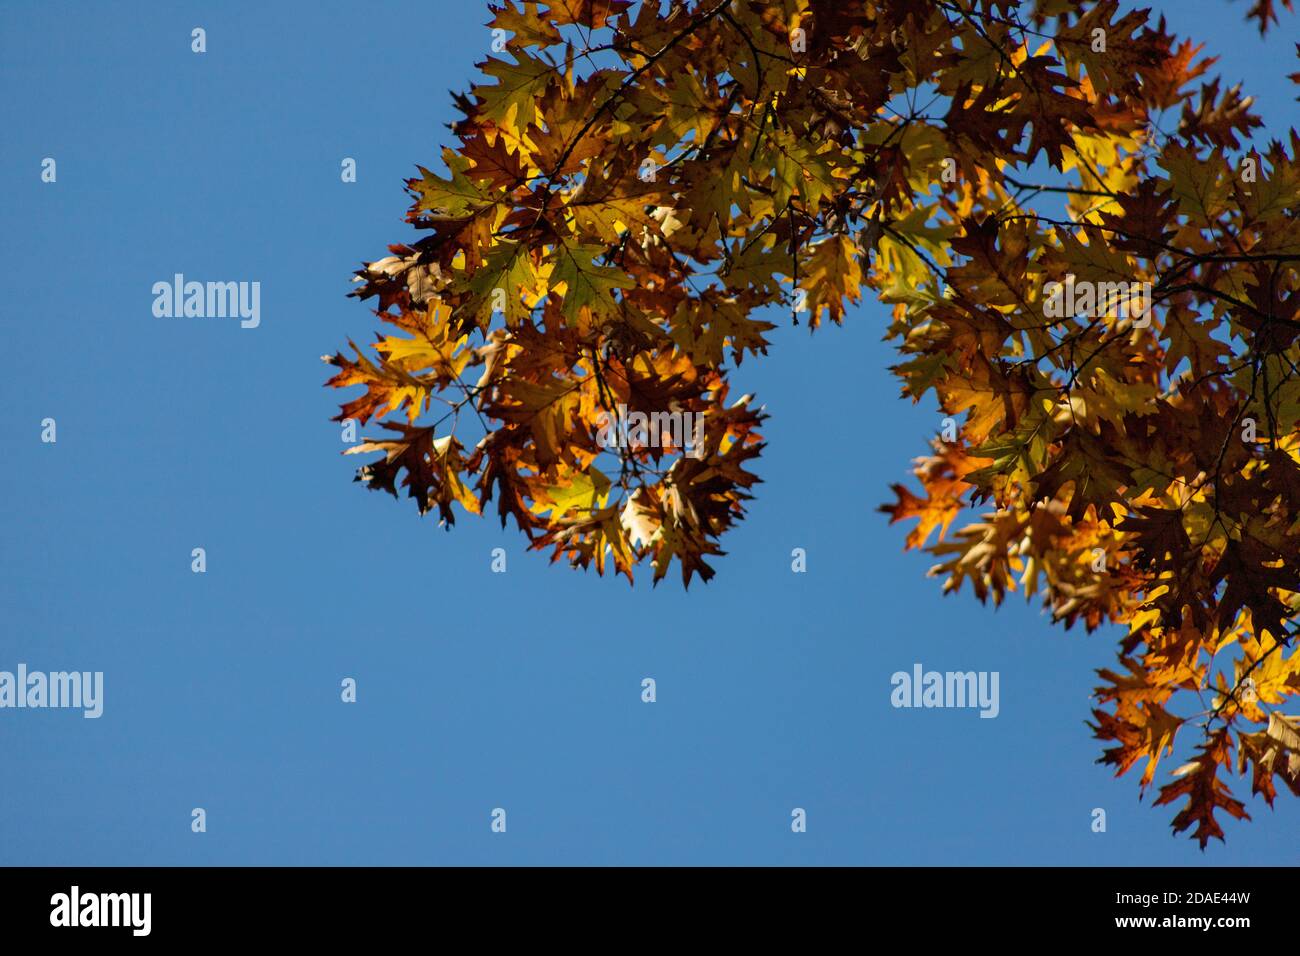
[2,0,1296,865]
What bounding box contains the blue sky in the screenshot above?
[1,0,1297,865]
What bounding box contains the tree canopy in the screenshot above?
[328,0,1300,845]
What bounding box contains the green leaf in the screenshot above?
[413,151,496,218]
[467,240,538,326]
[473,51,555,127]
[533,468,612,518]
[550,242,633,322]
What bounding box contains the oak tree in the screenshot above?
[329,0,1300,845]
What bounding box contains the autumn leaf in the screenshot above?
[332,0,1300,846]
[1155,731,1250,848]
